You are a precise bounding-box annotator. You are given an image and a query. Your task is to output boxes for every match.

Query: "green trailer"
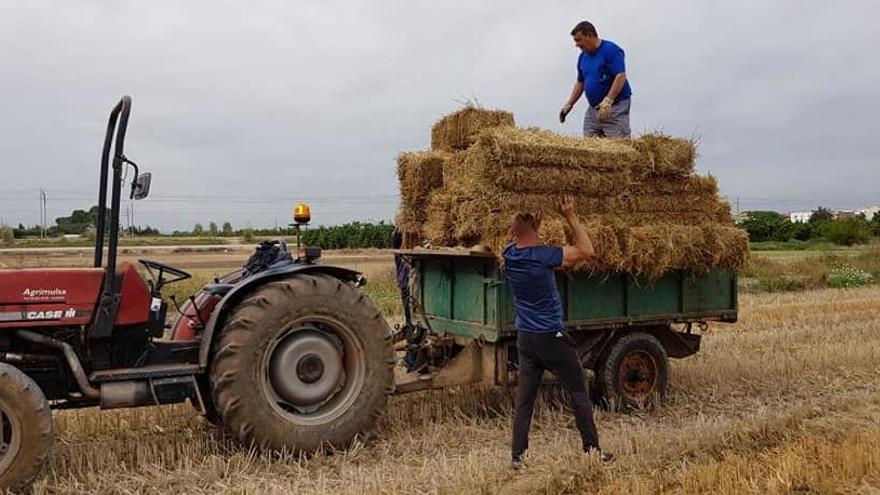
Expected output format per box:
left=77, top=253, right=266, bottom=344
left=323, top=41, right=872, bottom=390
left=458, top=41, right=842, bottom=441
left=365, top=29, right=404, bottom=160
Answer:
left=393, top=250, right=737, bottom=409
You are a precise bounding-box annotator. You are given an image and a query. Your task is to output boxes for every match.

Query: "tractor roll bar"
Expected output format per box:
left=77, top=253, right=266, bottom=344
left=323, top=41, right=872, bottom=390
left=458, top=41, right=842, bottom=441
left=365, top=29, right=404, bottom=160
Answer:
left=94, top=95, right=132, bottom=270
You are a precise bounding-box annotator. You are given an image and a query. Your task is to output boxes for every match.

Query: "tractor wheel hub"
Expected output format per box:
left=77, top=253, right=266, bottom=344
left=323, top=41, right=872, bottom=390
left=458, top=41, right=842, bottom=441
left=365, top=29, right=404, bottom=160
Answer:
left=268, top=329, right=343, bottom=408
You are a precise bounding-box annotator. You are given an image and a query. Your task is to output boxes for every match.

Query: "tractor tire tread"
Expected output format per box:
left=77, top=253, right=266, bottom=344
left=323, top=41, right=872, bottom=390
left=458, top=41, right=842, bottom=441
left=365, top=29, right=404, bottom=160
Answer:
left=209, top=274, right=393, bottom=452
left=0, top=363, right=54, bottom=492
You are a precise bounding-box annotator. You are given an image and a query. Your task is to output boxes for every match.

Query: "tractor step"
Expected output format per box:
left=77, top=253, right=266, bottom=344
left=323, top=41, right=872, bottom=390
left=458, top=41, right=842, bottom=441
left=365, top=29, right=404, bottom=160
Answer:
left=90, top=363, right=202, bottom=383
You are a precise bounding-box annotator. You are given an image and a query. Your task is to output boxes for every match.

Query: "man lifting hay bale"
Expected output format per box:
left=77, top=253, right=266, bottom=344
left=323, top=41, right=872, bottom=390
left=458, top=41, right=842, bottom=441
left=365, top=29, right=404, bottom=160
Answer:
left=506, top=195, right=614, bottom=468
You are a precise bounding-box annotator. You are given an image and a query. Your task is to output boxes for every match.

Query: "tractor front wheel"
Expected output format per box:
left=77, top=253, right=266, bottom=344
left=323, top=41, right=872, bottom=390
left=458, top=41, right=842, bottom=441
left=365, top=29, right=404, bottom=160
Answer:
left=209, top=274, right=394, bottom=451
left=0, top=363, right=54, bottom=492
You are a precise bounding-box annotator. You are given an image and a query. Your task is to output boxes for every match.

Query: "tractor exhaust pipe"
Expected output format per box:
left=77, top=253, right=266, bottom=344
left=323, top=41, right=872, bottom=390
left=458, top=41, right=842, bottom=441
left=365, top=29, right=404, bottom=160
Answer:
left=14, top=330, right=101, bottom=400
left=99, top=380, right=153, bottom=409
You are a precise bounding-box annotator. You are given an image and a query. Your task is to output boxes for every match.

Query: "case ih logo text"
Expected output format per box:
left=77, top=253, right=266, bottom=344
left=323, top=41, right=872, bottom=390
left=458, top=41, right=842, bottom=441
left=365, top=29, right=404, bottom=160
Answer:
left=21, top=288, right=67, bottom=300
left=26, top=310, right=63, bottom=320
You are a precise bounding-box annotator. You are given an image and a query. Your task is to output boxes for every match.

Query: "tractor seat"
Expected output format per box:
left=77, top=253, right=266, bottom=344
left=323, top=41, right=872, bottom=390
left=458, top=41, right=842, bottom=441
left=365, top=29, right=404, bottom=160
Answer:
left=202, top=283, right=235, bottom=295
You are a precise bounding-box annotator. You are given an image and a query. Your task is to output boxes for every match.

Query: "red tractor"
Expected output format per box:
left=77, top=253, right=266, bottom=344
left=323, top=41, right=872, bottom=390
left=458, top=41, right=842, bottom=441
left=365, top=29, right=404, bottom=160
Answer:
left=0, top=96, right=394, bottom=491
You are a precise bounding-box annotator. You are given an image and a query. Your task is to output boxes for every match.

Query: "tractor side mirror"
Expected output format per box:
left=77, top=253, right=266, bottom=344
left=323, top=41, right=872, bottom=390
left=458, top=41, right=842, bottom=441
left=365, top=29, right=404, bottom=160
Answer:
left=132, top=173, right=152, bottom=200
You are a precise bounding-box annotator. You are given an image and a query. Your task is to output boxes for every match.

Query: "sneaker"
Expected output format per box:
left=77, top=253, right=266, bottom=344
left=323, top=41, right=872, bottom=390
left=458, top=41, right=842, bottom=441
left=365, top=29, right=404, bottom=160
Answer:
left=586, top=447, right=615, bottom=464
left=511, top=454, right=525, bottom=470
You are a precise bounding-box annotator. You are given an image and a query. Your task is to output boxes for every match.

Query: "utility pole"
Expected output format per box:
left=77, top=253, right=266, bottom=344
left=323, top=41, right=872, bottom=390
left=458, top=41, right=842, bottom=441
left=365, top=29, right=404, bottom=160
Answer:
left=38, top=188, right=47, bottom=238
left=736, top=196, right=740, bottom=215
left=126, top=203, right=135, bottom=236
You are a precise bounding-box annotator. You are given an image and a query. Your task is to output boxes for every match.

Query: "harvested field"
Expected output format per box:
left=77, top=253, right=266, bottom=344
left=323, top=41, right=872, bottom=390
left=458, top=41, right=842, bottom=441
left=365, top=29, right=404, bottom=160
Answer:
left=31, top=282, right=880, bottom=494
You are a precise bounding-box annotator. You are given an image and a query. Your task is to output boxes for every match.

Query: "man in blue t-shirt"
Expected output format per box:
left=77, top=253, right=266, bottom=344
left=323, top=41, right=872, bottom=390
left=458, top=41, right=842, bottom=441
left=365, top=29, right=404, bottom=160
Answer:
left=559, top=21, right=632, bottom=138
left=503, top=196, right=613, bottom=469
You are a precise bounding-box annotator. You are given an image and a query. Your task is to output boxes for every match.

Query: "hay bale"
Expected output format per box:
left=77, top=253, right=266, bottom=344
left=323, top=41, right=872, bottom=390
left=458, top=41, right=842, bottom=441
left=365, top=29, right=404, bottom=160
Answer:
left=494, top=166, right=630, bottom=194
left=631, top=133, right=696, bottom=176
left=476, top=127, right=639, bottom=169
left=423, top=191, right=456, bottom=247
left=398, top=151, right=448, bottom=207
left=472, top=127, right=696, bottom=176
left=397, top=150, right=450, bottom=231
left=431, top=107, right=515, bottom=151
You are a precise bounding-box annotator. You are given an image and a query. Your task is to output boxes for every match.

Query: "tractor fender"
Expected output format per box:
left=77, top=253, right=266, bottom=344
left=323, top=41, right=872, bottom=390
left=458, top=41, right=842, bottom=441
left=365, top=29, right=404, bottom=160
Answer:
left=197, top=263, right=363, bottom=368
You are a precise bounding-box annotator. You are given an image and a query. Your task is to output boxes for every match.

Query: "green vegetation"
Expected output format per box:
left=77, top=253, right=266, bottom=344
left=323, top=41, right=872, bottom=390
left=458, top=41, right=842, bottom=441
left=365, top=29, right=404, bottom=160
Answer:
left=13, top=205, right=160, bottom=239
left=827, top=265, right=874, bottom=289
left=0, top=226, right=14, bottom=245
left=7, top=200, right=399, bottom=251
left=301, top=222, right=395, bottom=250
left=738, top=209, right=878, bottom=247
left=7, top=236, right=229, bottom=248
left=741, top=246, right=880, bottom=292
left=820, top=217, right=873, bottom=246
left=749, top=239, right=840, bottom=251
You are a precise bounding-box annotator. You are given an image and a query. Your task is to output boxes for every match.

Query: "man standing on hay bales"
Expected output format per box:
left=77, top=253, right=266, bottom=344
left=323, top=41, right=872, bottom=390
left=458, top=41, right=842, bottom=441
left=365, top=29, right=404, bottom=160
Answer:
left=559, top=20, right=632, bottom=138
left=505, top=196, right=613, bottom=469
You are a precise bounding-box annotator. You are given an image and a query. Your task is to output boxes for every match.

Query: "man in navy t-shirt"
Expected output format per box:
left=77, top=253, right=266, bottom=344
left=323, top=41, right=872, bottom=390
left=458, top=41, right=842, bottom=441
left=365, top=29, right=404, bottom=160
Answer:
left=504, top=196, right=613, bottom=468
left=559, top=20, right=632, bottom=138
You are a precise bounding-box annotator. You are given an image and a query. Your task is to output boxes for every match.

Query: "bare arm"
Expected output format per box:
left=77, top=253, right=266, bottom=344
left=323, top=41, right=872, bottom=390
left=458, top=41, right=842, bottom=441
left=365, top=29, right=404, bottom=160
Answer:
left=558, top=195, right=596, bottom=269
left=560, top=81, right=585, bottom=123
left=566, top=81, right=584, bottom=108
left=604, top=72, right=627, bottom=103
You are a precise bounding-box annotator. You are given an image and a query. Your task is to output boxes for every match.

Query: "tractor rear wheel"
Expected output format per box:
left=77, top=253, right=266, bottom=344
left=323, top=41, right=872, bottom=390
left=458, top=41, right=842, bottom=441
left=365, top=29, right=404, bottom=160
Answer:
left=209, top=274, right=394, bottom=452
left=596, top=331, right=668, bottom=411
left=0, top=363, right=53, bottom=491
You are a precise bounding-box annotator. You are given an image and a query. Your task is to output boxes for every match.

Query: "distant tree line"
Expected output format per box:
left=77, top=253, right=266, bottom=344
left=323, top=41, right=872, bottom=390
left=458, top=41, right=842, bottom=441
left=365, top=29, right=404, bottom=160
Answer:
left=738, top=207, right=880, bottom=246
left=5, top=205, right=397, bottom=249
left=173, top=221, right=395, bottom=249
left=9, top=205, right=159, bottom=239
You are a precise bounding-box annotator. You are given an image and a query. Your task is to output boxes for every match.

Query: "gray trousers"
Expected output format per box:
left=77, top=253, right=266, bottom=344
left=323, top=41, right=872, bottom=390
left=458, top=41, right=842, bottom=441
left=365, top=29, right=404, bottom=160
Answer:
left=584, top=98, right=631, bottom=137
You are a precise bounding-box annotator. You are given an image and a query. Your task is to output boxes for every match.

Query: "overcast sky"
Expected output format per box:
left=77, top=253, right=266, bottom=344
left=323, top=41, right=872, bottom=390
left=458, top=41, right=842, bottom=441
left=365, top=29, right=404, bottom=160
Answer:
left=1, top=0, right=878, bottom=231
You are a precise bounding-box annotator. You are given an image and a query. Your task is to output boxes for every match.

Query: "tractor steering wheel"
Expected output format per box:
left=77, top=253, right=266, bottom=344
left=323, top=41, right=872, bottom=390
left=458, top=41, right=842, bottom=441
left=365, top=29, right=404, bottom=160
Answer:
left=138, top=259, right=192, bottom=295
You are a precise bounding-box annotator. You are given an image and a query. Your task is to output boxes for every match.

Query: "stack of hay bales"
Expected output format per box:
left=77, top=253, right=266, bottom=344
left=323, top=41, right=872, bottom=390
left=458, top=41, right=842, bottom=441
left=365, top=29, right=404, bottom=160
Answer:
left=396, top=107, right=748, bottom=279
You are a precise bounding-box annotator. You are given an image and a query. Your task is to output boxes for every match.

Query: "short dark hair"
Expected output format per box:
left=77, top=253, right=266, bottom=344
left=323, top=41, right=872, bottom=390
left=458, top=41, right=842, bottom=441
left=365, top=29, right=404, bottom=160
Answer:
left=511, top=212, right=542, bottom=236
left=571, top=21, right=598, bottom=37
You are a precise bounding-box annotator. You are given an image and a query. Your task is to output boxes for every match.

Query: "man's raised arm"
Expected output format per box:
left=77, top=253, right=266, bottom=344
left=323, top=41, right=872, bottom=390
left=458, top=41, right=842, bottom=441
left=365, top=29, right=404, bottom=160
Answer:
left=559, top=195, right=596, bottom=269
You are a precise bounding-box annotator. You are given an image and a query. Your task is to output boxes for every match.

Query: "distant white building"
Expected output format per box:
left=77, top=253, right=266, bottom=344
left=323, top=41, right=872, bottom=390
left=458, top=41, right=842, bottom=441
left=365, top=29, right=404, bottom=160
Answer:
left=855, top=205, right=880, bottom=221
left=789, top=211, right=813, bottom=223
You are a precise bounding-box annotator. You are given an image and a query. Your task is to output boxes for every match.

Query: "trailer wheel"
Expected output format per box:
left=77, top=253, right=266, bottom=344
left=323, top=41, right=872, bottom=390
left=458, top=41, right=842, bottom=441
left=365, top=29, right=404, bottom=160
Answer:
left=596, top=332, right=668, bottom=411
left=209, top=274, right=394, bottom=452
left=0, top=364, right=54, bottom=492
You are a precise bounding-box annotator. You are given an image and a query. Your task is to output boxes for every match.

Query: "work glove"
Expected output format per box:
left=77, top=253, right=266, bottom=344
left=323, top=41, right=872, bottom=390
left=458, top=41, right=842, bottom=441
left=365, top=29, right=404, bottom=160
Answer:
left=559, top=103, right=573, bottom=123
left=597, top=96, right=614, bottom=121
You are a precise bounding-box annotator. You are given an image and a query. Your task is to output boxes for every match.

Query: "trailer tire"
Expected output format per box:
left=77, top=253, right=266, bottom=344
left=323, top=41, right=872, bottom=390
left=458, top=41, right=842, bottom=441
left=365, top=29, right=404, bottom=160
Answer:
left=209, top=274, right=394, bottom=452
left=0, top=363, right=54, bottom=492
left=596, top=332, right=668, bottom=411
